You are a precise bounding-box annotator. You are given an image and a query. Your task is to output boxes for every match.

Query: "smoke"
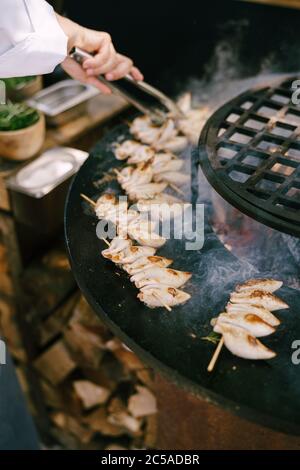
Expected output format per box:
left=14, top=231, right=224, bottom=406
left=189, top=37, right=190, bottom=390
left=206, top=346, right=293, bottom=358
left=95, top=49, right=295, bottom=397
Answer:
left=179, top=25, right=300, bottom=291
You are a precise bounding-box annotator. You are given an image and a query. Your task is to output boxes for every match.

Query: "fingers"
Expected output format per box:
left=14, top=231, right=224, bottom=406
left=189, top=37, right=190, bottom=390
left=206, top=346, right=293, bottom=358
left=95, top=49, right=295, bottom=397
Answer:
left=82, top=32, right=113, bottom=69
left=105, top=54, right=144, bottom=82
left=105, top=54, right=133, bottom=81
left=130, top=66, right=144, bottom=81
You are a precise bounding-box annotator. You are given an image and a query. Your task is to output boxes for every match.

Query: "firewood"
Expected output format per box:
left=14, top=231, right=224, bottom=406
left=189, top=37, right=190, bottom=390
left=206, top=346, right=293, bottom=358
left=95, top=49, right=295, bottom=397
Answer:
left=37, top=293, right=79, bottom=347
left=105, top=338, right=122, bottom=351
left=34, top=340, right=76, bottom=385
left=128, top=386, right=157, bottom=418
left=51, top=412, right=94, bottom=444
left=112, top=346, right=145, bottom=371
left=73, top=380, right=110, bottom=410
left=136, top=368, right=155, bottom=390
left=107, top=411, right=142, bottom=435
left=107, top=397, right=142, bottom=435
left=70, top=296, right=108, bottom=332
left=105, top=444, right=128, bottom=451
left=64, top=322, right=104, bottom=369
left=21, top=242, right=76, bottom=323
left=39, top=379, right=64, bottom=409
left=83, top=408, right=124, bottom=437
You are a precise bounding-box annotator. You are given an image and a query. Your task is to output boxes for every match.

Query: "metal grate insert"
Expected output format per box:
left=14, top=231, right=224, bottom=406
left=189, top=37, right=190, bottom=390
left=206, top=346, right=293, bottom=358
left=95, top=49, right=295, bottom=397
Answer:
left=199, top=77, right=300, bottom=237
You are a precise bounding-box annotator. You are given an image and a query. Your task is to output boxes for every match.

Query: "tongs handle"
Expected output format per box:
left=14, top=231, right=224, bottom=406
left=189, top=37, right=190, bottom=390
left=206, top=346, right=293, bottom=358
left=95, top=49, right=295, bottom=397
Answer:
left=69, top=47, right=185, bottom=123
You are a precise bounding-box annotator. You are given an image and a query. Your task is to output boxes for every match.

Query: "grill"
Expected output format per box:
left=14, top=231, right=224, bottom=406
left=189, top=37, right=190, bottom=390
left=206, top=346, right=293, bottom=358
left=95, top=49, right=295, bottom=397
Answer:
left=198, top=77, right=300, bottom=237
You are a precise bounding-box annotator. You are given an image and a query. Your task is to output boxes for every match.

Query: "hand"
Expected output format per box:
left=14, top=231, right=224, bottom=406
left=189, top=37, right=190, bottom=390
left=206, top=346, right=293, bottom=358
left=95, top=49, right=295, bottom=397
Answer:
left=57, top=17, right=143, bottom=94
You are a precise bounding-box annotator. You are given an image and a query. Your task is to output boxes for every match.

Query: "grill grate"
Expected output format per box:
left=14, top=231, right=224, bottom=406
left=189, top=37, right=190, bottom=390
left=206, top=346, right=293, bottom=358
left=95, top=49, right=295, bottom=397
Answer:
left=199, top=77, right=300, bottom=237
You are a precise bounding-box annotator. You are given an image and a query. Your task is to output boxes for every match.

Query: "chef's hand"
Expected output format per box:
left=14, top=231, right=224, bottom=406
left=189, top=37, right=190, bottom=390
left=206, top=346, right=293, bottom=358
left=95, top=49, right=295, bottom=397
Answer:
left=57, top=15, right=143, bottom=94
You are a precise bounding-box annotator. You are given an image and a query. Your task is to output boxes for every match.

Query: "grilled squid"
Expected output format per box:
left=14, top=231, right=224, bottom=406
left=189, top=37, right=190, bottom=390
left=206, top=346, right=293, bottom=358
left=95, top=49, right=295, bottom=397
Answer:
left=213, top=322, right=276, bottom=360
left=230, top=290, right=289, bottom=311
left=226, top=302, right=280, bottom=327
left=212, top=312, right=275, bottom=338
left=235, top=278, right=283, bottom=293
left=101, top=236, right=132, bottom=258
left=131, top=267, right=192, bottom=289
left=138, top=285, right=191, bottom=308
left=123, top=255, right=173, bottom=275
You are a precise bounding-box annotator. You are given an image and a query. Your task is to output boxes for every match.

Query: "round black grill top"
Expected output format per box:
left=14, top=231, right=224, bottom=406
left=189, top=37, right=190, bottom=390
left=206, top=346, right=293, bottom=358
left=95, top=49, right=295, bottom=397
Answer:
left=199, top=76, right=300, bottom=238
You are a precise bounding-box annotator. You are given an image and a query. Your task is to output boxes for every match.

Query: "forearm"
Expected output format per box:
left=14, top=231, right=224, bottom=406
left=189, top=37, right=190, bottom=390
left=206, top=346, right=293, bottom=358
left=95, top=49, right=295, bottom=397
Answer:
left=55, top=14, right=85, bottom=53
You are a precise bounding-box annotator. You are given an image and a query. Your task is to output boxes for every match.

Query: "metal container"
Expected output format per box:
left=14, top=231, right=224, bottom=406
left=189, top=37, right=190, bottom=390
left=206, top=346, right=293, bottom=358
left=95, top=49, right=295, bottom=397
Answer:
left=27, top=79, right=99, bottom=126
left=7, top=147, right=88, bottom=235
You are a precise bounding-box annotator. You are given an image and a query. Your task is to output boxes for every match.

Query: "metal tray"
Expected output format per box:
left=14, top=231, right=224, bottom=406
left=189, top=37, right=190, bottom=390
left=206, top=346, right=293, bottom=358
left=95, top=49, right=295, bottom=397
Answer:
left=7, top=147, right=88, bottom=234
left=27, top=79, right=99, bottom=126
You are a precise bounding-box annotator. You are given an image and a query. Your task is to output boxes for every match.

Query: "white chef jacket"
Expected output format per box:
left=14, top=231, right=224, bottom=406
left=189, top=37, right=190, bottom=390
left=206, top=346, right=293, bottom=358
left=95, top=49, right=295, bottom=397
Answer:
left=0, top=0, right=68, bottom=78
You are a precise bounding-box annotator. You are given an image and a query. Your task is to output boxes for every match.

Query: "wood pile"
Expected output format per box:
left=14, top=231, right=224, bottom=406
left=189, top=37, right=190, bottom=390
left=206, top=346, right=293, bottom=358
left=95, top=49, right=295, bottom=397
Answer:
left=0, top=232, right=157, bottom=449
left=34, top=295, right=157, bottom=449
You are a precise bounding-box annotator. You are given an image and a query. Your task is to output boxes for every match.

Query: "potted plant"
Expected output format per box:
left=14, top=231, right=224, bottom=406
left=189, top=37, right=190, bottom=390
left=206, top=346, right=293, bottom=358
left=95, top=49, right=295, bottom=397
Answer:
left=0, top=102, right=45, bottom=160
left=2, top=76, right=42, bottom=101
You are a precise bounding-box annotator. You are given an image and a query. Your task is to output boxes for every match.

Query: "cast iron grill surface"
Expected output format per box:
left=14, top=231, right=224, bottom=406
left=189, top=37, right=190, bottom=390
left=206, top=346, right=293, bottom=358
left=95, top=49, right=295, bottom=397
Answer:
left=199, top=77, right=300, bottom=237
left=65, top=125, right=300, bottom=436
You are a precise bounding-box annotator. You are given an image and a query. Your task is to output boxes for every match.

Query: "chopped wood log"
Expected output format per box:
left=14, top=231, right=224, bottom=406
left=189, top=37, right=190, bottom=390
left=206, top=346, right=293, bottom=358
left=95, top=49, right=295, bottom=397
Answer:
left=70, top=296, right=108, bottom=331
left=37, top=293, right=79, bottom=347
left=128, top=386, right=157, bottom=418
left=51, top=412, right=94, bottom=444
left=83, top=408, right=124, bottom=437
left=64, top=322, right=104, bottom=369
left=73, top=380, right=110, bottom=410
left=107, top=397, right=142, bottom=435
left=108, top=411, right=142, bottom=435
left=21, top=242, right=76, bottom=324
left=105, top=444, right=128, bottom=451
left=39, top=379, right=64, bottom=409
left=112, top=346, right=145, bottom=371
left=34, top=340, right=77, bottom=385
left=136, top=368, right=155, bottom=390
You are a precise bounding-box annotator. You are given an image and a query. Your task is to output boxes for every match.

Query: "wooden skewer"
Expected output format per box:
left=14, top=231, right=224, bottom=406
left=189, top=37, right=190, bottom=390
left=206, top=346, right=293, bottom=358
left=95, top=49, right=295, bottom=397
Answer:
left=207, top=336, right=224, bottom=372
left=80, top=193, right=96, bottom=207
left=101, top=238, right=111, bottom=247
left=113, top=168, right=122, bottom=177
left=169, top=183, right=185, bottom=196
left=152, top=292, right=172, bottom=312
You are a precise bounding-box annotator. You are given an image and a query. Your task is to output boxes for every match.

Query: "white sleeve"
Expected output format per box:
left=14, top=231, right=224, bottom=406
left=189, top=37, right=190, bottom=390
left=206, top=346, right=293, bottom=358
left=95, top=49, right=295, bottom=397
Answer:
left=0, top=0, right=68, bottom=78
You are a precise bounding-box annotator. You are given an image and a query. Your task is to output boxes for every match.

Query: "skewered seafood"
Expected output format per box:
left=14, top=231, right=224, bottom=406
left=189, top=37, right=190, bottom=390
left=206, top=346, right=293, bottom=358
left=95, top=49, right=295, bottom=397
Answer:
left=157, top=136, right=188, bottom=153
left=117, top=163, right=153, bottom=191
left=153, top=171, right=189, bottom=185
left=131, top=267, right=192, bottom=289
left=130, top=116, right=188, bottom=152
left=176, top=92, right=210, bottom=145
left=152, top=158, right=183, bottom=174
left=120, top=245, right=157, bottom=264
left=127, top=226, right=166, bottom=248
left=102, top=236, right=132, bottom=258
left=235, top=278, right=283, bottom=293
left=230, top=290, right=289, bottom=311
left=138, top=285, right=191, bottom=308
left=114, top=140, right=155, bottom=163
left=226, top=302, right=280, bottom=327
left=123, top=255, right=173, bottom=275
left=212, top=312, right=275, bottom=338
left=126, top=182, right=167, bottom=200
left=137, top=193, right=184, bottom=211
left=213, top=322, right=276, bottom=360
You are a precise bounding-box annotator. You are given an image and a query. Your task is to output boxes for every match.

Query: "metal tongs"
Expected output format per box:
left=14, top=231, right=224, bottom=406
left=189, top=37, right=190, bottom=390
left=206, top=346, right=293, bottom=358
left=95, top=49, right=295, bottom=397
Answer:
left=70, top=47, right=185, bottom=125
